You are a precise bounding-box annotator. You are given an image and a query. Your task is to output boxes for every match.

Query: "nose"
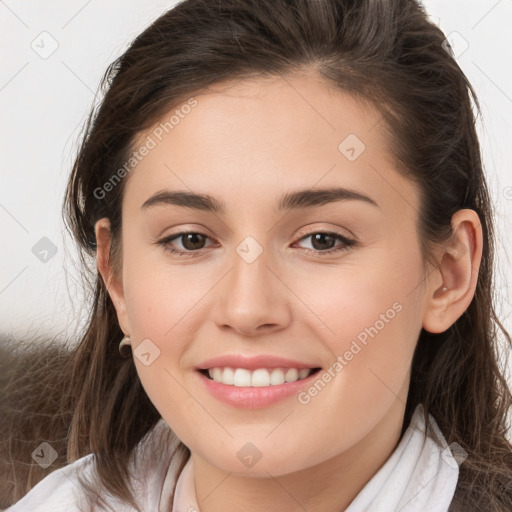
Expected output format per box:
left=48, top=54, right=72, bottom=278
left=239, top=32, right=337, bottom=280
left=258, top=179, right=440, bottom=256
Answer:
left=212, top=248, right=292, bottom=337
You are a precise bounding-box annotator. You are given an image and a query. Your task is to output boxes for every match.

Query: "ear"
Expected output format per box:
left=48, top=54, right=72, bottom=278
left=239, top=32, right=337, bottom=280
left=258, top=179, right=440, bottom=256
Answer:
left=422, top=209, right=483, bottom=333
left=94, top=217, right=131, bottom=335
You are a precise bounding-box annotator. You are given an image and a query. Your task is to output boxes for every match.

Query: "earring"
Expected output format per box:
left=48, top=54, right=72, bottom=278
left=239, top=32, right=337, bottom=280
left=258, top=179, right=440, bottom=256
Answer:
left=119, top=335, right=132, bottom=358
left=441, top=287, right=448, bottom=292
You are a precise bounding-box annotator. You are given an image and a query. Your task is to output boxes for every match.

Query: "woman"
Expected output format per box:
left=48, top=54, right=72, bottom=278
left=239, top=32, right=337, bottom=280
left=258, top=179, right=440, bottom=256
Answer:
left=2, top=0, right=512, bottom=510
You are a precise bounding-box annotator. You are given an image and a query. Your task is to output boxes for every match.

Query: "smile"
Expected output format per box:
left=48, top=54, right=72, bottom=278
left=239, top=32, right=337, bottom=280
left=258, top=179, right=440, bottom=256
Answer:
left=201, top=367, right=320, bottom=387
left=196, top=367, right=322, bottom=408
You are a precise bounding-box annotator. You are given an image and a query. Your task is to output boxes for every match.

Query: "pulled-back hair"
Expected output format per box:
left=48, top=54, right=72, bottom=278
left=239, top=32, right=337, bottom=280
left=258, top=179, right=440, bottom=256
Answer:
left=2, top=0, right=511, bottom=510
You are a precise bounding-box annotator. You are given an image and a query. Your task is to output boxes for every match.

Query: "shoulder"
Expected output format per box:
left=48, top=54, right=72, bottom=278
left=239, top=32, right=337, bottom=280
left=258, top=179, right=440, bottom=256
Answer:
left=3, top=419, right=184, bottom=512
left=2, top=453, right=96, bottom=512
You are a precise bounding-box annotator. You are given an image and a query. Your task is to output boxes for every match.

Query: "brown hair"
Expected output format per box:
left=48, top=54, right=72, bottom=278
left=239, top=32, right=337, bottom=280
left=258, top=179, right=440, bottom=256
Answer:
left=2, top=0, right=511, bottom=510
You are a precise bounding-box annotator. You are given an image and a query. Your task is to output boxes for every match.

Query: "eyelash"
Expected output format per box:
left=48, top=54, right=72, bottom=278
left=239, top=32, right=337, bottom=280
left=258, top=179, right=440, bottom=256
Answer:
left=157, top=230, right=357, bottom=258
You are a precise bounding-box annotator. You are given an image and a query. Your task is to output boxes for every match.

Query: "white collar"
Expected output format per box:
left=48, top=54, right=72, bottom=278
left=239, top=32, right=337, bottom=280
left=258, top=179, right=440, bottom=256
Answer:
left=345, top=403, right=459, bottom=511
left=166, top=403, right=459, bottom=512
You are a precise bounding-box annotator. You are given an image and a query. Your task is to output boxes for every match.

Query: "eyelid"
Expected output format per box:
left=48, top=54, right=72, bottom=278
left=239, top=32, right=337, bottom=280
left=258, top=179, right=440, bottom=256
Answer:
left=294, top=223, right=356, bottom=241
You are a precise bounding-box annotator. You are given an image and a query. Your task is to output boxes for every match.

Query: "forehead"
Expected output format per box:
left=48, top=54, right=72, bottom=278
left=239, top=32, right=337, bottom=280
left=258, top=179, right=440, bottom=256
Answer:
left=124, top=72, right=418, bottom=220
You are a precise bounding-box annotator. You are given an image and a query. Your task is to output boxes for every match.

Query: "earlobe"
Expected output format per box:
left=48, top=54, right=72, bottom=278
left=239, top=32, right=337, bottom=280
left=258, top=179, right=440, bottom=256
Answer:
left=94, top=218, right=131, bottom=334
left=422, top=209, right=483, bottom=334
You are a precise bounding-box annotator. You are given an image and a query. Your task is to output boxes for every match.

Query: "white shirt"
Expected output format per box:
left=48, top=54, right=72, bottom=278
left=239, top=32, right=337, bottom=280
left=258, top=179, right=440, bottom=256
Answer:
left=3, top=403, right=459, bottom=512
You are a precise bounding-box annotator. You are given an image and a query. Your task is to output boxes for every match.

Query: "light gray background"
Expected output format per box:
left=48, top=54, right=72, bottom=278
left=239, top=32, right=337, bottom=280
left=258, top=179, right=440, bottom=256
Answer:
left=1, top=0, right=511, bottom=382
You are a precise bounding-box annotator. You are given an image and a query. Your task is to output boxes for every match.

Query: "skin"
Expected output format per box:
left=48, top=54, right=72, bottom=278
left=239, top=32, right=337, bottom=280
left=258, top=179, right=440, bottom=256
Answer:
left=95, top=71, right=482, bottom=512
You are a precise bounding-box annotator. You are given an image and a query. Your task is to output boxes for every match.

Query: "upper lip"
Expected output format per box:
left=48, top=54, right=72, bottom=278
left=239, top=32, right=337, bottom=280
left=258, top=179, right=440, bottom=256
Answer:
left=196, top=354, right=321, bottom=371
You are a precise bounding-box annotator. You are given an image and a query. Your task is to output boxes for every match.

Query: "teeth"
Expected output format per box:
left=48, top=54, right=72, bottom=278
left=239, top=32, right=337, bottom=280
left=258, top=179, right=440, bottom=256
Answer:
left=206, top=367, right=314, bottom=386
left=298, top=368, right=310, bottom=379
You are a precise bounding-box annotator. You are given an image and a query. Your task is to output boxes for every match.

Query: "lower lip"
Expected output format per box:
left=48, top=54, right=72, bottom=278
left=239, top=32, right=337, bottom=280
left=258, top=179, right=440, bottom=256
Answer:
left=196, top=369, right=321, bottom=409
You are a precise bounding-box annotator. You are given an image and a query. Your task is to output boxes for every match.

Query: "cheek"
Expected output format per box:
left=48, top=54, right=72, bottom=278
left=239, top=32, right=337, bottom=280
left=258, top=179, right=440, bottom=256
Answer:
left=289, top=247, right=424, bottom=431
left=124, top=272, right=200, bottom=436
left=120, top=246, right=222, bottom=422
left=122, top=239, right=199, bottom=340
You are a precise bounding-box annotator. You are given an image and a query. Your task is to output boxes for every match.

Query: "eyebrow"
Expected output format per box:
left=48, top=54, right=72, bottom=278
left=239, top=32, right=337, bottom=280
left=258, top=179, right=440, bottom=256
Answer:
left=141, top=187, right=379, bottom=213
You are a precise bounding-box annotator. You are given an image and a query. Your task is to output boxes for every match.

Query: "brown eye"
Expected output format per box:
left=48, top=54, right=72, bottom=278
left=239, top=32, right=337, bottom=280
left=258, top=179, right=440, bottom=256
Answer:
left=294, top=231, right=356, bottom=256
left=158, top=231, right=214, bottom=256
left=180, top=232, right=207, bottom=250
left=310, top=233, right=337, bottom=251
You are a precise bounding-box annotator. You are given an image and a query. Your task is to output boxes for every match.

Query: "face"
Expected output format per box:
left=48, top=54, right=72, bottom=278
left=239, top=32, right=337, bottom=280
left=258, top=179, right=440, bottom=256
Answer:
left=99, top=71, right=432, bottom=478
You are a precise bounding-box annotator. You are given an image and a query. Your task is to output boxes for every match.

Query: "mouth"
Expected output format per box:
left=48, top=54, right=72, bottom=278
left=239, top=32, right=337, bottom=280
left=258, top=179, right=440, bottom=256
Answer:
left=198, top=366, right=322, bottom=387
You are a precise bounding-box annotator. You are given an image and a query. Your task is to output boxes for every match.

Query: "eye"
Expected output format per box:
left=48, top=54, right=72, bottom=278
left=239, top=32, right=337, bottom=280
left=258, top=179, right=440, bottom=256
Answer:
left=158, top=231, right=215, bottom=256
left=157, top=230, right=357, bottom=257
left=293, top=231, right=356, bottom=256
